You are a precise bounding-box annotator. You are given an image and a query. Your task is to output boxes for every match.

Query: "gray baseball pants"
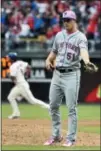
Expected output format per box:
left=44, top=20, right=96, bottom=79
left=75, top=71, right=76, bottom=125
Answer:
left=49, top=69, right=81, bottom=141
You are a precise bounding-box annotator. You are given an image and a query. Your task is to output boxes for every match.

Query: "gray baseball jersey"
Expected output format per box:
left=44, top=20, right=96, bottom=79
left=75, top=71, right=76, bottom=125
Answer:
left=49, top=29, right=88, bottom=142
left=52, top=29, right=88, bottom=68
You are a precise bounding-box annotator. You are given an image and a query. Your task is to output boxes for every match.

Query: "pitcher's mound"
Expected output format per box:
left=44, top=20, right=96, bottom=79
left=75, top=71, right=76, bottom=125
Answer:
left=2, top=119, right=100, bottom=146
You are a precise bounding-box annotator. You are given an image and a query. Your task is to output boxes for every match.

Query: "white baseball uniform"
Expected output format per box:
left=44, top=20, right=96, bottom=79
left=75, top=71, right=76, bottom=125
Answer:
left=7, top=60, right=49, bottom=116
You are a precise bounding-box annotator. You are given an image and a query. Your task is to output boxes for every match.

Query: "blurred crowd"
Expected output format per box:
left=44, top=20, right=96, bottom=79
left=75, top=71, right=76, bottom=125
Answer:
left=1, top=0, right=101, bottom=51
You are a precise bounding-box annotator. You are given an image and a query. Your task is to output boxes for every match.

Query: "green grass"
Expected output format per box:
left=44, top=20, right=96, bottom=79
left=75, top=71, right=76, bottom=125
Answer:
left=2, top=145, right=100, bottom=150
left=2, top=103, right=100, bottom=120
left=1, top=103, right=100, bottom=150
left=79, top=126, right=100, bottom=134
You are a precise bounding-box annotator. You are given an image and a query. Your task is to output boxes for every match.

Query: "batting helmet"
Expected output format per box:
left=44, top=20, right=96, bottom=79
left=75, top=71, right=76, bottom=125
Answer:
left=7, top=52, right=18, bottom=61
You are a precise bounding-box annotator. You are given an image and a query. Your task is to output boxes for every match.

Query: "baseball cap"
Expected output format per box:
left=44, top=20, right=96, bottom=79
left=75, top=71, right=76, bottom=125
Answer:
left=7, top=52, right=18, bottom=61
left=62, top=10, right=76, bottom=20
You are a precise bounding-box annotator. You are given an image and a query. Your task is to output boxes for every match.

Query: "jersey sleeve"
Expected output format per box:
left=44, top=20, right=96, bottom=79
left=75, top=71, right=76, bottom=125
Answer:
left=52, top=34, right=58, bottom=54
left=78, top=34, right=88, bottom=50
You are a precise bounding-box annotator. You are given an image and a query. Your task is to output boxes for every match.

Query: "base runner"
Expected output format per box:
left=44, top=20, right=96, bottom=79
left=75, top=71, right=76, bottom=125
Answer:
left=6, top=52, right=50, bottom=119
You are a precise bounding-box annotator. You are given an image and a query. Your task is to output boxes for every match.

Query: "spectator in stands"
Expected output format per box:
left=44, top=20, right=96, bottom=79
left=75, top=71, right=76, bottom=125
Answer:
left=35, top=0, right=49, bottom=15
left=50, top=11, right=60, bottom=26
left=22, top=8, right=34, bottom=36
left=86, top=12, right=99, bottom=40
left=31, top=0, right=39, bottom=12
left=46, top=27, right=54, bottom=50
left=42, top=10, right=52, bottom=31
left=20, top=0, right=31, bottom=8
left=5, top=26, right=19, bottom=51
left=52, top=0, right=69, bottom=14
left=9, top=8, right=24, bottom=26
left=97, top=16, right=101, bottom=39
left=18, top=23, right=30, bottom=37
left=33, top=13, right=45, bottom=36
left=1, top=8, right=7, bottom=25
left=11, top=0, right=21, bottom=8
left=1, top=0, right=101, bottom=53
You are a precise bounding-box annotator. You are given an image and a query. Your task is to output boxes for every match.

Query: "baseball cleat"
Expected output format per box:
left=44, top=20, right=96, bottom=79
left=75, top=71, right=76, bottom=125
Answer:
left=62, top=140, right=74, bottom=147
left=8, top=113, right=20, bottom=119
left=44, top=136, right=63, bottom=145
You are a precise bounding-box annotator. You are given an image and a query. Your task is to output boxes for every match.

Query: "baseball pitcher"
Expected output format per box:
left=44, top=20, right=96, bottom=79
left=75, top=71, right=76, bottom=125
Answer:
left=44, top=10, right=98, bottom=146
left=7, top=52, right=50, bottom=119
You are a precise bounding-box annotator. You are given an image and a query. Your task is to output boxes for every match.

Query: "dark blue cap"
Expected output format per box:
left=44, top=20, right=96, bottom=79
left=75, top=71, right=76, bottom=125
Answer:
left=7, top=52, right=18, bottom=61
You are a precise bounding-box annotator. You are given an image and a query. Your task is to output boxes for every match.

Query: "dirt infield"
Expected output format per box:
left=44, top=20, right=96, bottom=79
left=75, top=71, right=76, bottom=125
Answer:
left=2, top=119, right=100, bottom=146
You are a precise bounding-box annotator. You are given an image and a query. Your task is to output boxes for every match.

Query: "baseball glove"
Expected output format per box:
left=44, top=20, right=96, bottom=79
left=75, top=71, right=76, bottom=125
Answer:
left=84, top=62, right=98, bottom=73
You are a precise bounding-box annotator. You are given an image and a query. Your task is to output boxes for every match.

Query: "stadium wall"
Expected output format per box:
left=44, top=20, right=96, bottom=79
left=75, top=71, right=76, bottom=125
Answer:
left=1, top=59, right=101, bottom=103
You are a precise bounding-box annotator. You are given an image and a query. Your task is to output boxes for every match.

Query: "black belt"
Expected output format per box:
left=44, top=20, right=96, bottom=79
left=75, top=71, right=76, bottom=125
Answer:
left=56, top=67, right=75, bottom=73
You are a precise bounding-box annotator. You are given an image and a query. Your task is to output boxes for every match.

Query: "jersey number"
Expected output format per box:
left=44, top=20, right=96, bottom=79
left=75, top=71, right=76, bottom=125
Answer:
left=67, top=52, right=74, bottom=61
